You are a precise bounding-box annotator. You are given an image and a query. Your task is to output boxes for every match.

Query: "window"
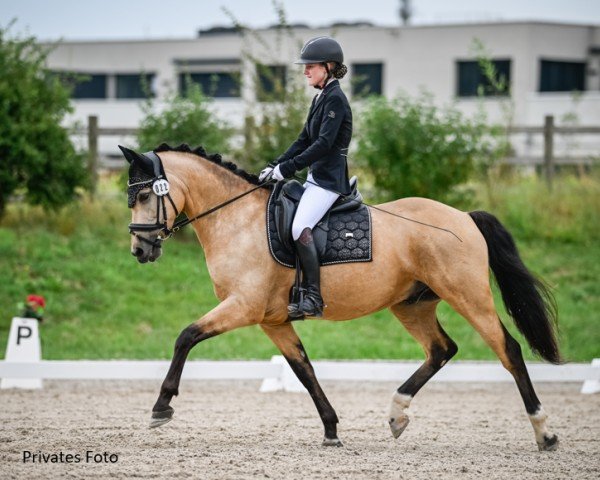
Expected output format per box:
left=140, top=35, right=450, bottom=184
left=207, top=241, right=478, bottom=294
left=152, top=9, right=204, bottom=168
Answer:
left=70, top=73, right=107, bottom=99
left=116, top=73, right=155, bottom=99
left=351, top=63, right=383, bottom=97
left=178, top=72, right=240, bottom=98
left=456, top=59, right=510, bottom=97
left=257, top=64, right=286, bottom=102
left=539, top=60, right=585, bottom=92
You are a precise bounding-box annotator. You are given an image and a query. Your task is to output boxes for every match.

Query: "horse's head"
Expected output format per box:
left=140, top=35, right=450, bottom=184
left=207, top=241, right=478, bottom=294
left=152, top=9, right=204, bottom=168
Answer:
left=119, top=146, right=182, bottom=264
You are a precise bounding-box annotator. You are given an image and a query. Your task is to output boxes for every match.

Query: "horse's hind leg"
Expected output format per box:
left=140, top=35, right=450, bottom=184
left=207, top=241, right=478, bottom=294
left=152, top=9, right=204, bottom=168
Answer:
left=443, top=284, right=558, bottom=451
left=388, top=301, right=458, bottom=439
left=261, top=323, right=342, bottom=447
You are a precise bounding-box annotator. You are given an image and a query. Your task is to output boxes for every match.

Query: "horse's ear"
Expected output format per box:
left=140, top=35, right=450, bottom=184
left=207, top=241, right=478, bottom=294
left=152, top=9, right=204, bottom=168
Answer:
left=118, top=145, right=154, bottom=176
left=118, top=145, right=138, bottom=165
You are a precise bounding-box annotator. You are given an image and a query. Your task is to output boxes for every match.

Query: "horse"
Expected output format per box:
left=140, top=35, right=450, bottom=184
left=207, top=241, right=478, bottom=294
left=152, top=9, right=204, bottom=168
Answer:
left=119, top=143, right=560, bottom=451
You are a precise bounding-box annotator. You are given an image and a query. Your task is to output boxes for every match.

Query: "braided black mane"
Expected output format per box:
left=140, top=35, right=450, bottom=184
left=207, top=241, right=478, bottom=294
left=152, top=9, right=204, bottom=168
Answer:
left=154, top=143, right=268, bottom=188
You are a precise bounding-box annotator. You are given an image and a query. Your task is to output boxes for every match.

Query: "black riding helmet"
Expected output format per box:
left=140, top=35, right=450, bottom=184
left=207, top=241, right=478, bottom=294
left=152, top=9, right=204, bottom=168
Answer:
left=294, top=36, right=344, bottom=64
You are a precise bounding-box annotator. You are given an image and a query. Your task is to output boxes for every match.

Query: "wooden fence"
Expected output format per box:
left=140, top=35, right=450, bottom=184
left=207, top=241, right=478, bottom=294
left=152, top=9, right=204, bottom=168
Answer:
left=85, top=114, right=599, bottom=192
left=506, top=116, right=600, bottom=188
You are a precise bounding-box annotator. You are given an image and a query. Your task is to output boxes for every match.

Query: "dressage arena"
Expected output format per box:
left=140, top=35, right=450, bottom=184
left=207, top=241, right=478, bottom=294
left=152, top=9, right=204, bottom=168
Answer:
left=1, top=379, right=598, bottom=479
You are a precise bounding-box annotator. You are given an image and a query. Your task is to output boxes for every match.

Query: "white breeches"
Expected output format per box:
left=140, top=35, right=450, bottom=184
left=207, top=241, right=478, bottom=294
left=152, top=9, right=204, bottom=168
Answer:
left=291, top=173, right=339, bottom=241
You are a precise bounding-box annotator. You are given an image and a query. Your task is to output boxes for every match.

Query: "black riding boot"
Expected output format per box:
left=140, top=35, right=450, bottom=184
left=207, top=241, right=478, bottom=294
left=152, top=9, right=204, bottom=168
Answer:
left=288, top=228, right=324, bottom=318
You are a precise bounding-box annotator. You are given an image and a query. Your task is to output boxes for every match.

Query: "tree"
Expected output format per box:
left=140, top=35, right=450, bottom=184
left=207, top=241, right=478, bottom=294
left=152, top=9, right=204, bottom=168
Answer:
left=355, top=92, right=504, bottom=204
left=135, top=80, right=233, bottom=155
left=0, top=22, right=88, bottom=218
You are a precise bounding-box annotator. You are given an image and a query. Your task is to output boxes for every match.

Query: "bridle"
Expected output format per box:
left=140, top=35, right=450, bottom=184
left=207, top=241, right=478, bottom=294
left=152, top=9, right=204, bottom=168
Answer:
left=127, top=151, right=180, bottom=248
left=128, top=151, right=269, bottom=248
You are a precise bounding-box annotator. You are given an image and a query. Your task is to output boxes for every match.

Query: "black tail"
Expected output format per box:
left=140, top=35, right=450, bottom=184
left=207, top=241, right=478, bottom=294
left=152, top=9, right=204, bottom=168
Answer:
left=469, top=211, right=561, bottom=364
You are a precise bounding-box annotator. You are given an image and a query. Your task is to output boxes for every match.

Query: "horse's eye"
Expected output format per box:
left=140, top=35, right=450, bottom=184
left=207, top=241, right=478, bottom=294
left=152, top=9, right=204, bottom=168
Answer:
left=138, top=191, right=151, bottom=202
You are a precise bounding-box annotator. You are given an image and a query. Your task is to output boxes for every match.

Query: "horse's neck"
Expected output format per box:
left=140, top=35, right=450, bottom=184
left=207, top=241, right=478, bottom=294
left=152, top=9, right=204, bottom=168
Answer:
left=168, top=153, right=267, bottom=250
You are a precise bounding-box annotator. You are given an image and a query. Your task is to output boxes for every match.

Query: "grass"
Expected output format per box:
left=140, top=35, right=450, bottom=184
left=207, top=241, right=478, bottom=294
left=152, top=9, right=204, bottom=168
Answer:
left=475, top=171, right=600, bottom=243
left=0, top=173, right=598, bottom=362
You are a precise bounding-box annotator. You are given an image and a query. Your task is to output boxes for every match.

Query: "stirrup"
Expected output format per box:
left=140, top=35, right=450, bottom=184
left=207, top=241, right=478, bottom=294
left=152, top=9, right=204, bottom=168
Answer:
left=287, top=301, right=322, bottom=318
left=287, top=287, right=323, bottom=318
left=288, top=284, right=306, bottom=320
left=297, top=292, right=324, bottom=318
left=287, top=302, right=305, bottom=320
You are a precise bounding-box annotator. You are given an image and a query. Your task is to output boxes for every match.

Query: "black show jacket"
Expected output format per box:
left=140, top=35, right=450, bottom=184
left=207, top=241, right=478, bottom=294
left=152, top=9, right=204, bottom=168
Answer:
left=276, top=80, right=352, bottom=195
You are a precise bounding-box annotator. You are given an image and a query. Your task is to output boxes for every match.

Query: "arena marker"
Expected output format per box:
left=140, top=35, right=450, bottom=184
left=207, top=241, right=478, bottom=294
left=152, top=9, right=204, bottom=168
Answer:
left=259, top=356, right=306, bottom=393
left=580, top=359, right=600, bottom=394
left=0, top=318, right=43, bottom=389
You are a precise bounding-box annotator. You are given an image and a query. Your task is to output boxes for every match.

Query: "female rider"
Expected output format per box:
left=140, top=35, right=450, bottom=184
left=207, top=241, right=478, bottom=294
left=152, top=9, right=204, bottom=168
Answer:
left=259, top=36, right=352, bottom=318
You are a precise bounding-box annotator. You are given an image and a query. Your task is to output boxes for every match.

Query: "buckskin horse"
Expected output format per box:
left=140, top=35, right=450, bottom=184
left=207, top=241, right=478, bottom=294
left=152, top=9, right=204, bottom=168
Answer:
left=119, top=143, right=560, bottom=451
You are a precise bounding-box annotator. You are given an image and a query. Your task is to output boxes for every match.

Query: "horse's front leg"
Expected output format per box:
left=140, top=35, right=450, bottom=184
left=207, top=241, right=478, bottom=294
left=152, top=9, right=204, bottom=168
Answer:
left=150, top=297, right=257, bottom=427
left=261, top=322, right=342, bottom=447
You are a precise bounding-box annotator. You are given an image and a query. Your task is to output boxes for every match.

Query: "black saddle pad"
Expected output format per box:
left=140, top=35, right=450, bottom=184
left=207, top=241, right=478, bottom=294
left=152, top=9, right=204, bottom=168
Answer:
left=266, top=187, right=373, bottom=268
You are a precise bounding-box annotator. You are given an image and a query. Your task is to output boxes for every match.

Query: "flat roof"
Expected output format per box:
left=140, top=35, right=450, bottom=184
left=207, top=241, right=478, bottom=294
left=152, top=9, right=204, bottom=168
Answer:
left=40, top=20, right=599, bottom=45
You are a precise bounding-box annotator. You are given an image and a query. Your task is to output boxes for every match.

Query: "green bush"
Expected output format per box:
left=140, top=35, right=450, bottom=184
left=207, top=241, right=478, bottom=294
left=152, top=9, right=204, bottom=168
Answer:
left=136, top=81, right=233, bottom=154
left=0, top=22, right=88, bottom=218
left=355, top=93, right=504, bottom=204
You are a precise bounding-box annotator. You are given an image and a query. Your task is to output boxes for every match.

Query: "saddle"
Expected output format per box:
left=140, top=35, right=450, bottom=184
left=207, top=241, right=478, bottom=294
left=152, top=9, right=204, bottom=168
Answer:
left=266, top=176, right=372, bottom=268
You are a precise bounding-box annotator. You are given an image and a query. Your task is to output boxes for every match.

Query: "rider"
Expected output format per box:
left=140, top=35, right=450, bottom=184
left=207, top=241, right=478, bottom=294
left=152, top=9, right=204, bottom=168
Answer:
left=259, top=36, right=352, bottom=318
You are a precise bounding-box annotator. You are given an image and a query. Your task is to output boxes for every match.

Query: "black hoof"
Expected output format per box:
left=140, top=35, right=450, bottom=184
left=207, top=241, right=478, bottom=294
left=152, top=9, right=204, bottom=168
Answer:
left=538, top=434, right=559, bottom=451
left=150, top=407, right=174, bottom=429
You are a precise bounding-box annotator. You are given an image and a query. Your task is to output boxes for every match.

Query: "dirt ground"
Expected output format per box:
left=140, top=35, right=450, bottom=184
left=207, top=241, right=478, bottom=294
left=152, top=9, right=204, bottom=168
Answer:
left=0, top=380, right=598, bottom=479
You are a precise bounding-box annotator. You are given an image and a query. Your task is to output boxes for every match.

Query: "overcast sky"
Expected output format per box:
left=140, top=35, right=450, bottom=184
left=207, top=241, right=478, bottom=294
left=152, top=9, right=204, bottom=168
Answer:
left=1, top=0, right=599, bottom=41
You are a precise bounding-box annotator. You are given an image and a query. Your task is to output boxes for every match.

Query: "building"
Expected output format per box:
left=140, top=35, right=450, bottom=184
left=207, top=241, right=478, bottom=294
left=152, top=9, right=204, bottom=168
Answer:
left=45, top=21, right=600, bottom=160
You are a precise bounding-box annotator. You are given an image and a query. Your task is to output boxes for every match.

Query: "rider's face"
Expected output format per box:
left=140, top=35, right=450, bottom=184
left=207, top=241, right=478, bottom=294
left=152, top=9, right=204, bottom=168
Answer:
left=304, top=63, right=328, bottom=88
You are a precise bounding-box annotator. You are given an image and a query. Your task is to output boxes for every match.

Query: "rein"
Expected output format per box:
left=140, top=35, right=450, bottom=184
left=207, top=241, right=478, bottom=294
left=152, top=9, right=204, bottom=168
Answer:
left=167, top=182, right=268, bottom=235
left=293, top=174, right=463, bottom=242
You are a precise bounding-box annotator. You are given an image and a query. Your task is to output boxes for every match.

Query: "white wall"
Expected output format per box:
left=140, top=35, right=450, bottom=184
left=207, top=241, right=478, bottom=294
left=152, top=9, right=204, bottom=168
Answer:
left=45, top=22, right=600, bottom=158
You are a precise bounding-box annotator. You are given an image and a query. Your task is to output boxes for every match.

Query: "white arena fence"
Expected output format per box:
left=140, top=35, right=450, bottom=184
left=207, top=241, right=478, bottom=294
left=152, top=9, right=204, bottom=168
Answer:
left=0, top=356, right=598, bottom=394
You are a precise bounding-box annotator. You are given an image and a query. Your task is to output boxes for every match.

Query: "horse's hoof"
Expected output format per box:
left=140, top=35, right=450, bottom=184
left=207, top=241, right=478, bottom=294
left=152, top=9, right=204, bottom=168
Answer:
left=389, top=415, right=410, bottom=439
left=322, top=437, right=344, bottom=447
left=149, top=407, right=174, bottom=429
left=537, top=434, right=559, bottom=451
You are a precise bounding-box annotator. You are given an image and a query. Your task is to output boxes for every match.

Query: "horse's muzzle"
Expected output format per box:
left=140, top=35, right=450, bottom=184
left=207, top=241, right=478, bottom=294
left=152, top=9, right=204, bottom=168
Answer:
left=133, top=247, right=162, bottom=263
left=131, top=236, right=162, bottom=263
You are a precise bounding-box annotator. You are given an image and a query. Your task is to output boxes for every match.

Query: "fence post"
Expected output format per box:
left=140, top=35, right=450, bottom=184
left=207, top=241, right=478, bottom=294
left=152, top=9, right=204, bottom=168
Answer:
left=543, top=115, right=555, bottom=189
left=87, top=115, right=98, bottom=196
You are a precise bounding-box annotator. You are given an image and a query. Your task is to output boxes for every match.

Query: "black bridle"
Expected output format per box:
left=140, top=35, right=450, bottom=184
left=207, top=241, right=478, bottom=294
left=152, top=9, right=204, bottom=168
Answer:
left=127, top=151, right=180, bottom=248
left=128, top=151, right=269, bottom=248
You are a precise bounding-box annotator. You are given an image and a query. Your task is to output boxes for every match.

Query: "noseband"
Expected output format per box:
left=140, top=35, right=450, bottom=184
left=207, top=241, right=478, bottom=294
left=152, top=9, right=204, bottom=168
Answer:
left=128, top=151, right=180, bottom=248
